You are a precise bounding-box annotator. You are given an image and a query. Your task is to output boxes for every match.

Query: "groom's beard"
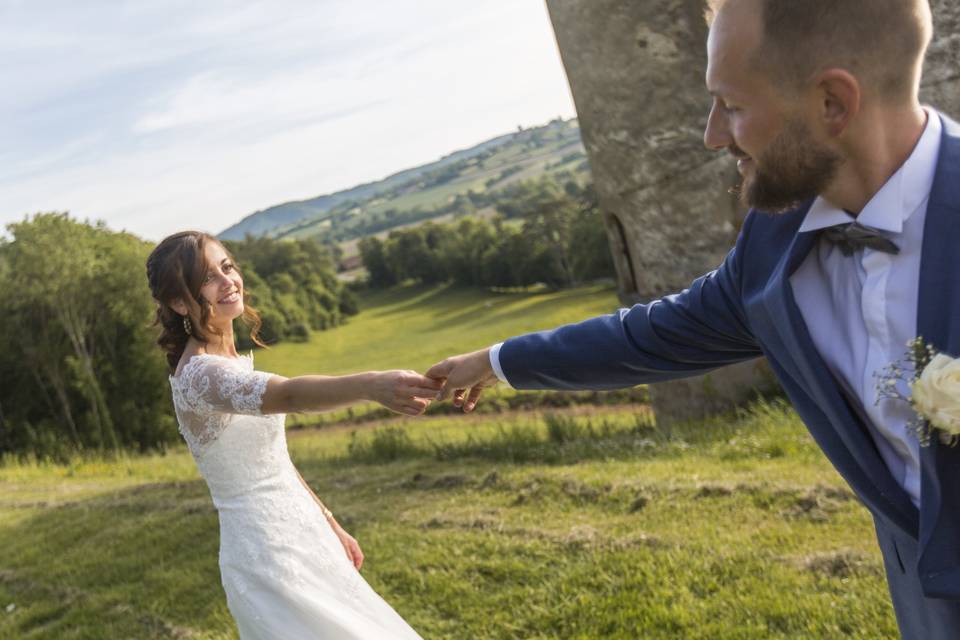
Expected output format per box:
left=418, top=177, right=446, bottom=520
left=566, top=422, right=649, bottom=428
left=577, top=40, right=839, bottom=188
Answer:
left=733, top=118, right=843, bottom=214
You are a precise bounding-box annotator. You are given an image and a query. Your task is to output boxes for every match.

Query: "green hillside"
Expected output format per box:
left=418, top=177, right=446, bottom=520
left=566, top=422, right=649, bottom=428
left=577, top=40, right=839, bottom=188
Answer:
left=0, top=285, right=897, bottom=638
left=218, top=118, right=587, bottom=247
left=254, top=282, right=618, bottom=376
left=253, top=283, right=622, bottom=427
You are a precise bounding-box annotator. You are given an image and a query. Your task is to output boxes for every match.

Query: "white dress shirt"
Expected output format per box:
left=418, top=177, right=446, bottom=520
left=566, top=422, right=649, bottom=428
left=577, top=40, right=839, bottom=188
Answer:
left=790, top=109, right=941, bottom=507
left=491, top=109, right=942, bottom=508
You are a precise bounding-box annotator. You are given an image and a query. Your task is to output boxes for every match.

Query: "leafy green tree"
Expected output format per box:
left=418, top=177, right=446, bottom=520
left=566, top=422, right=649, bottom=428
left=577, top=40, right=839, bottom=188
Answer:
left=568, top=201, right=616, bottom=282
left=225, top=235, right=357, bottom=342
left=439, top=218, right=498, bottom=286
left=358, top=236, right=396, bottom=288
left=0, top=213, right=174, bottom=458
left=480, top=227, right=525, bottom=287
left=504, top=180, right=577, bottom=288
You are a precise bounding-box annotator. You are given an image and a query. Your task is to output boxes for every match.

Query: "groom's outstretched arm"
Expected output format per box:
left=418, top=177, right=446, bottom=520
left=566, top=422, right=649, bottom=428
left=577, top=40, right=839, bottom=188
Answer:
left=429, top=214, right=765, bottom=410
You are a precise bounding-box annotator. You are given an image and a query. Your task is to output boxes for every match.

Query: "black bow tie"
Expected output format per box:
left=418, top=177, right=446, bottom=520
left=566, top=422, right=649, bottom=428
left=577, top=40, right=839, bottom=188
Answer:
left=820, top=221, right=900, bottom=256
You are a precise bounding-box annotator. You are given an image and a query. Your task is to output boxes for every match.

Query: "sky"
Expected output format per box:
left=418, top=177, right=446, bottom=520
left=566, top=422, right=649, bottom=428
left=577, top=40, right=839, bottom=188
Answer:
left=0, top=0, right=577, bottom=242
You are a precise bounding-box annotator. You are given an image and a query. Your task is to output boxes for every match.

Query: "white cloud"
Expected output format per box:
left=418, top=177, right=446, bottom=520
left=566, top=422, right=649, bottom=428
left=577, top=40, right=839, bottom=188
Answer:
left=0, top=0, right=576, bottom=242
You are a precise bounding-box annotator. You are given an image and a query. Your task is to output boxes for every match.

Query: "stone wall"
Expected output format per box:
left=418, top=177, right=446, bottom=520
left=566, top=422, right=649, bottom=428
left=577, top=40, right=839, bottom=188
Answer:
left=545, top=0, right=960, bottom=424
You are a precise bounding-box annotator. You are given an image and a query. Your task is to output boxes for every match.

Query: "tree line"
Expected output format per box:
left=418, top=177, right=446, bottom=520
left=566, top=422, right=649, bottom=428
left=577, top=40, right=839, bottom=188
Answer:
left=0, top=176, right=615, bottom=460
left=358, top=178, right=615, bottom=289
left=223, top=235, right=357, bottom=347
left=0, top=214, right=355, bottom=460
left=319, top=165, right=589, bottom=244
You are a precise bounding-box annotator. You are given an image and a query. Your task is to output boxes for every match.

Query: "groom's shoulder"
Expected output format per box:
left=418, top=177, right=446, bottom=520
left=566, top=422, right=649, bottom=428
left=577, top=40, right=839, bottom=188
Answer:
left=940, top=111, right=960, bottom=139
left=933, top=110, right=960, bottom=163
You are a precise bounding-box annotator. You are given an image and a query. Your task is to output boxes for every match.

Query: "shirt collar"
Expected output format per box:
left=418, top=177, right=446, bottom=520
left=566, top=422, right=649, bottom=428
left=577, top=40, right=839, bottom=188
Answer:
left=798, top=107, right=943, bottom=234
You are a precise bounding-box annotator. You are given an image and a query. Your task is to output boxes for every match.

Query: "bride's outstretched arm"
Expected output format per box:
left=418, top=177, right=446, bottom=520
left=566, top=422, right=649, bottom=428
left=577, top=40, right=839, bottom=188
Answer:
left=260, top=370, right=443, bottom=416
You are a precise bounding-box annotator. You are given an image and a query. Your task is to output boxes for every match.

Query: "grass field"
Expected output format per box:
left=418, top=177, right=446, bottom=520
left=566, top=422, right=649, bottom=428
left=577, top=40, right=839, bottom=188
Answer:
left=255, top=282, right=620, bottom=376
left=0, top=285, right=898, bottom=638
left=255, top=282, right=624, bottom=428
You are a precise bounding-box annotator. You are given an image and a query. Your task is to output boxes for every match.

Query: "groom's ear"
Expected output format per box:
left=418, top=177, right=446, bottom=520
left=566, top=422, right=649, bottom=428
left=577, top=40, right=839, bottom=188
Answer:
left=815, top=68, right=861, bottom=138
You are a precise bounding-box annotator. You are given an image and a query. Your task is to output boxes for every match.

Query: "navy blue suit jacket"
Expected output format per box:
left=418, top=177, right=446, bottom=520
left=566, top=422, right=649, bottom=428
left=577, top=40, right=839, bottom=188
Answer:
left=500, top=113, right=960, bottom=599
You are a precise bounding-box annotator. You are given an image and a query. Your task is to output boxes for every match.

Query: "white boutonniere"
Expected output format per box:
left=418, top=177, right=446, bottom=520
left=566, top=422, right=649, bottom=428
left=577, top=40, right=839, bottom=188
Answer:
left=876, top=337, right=960, bottom=446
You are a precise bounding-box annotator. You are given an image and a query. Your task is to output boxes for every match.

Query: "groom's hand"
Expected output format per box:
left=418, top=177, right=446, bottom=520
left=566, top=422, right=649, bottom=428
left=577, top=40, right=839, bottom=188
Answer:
left=426, top=347, right=499, bottom=412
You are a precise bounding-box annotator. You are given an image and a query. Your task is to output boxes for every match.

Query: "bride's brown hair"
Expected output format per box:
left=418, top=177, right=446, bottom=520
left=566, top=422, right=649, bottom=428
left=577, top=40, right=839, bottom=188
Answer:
left=146, top=231, right=267, bottom=373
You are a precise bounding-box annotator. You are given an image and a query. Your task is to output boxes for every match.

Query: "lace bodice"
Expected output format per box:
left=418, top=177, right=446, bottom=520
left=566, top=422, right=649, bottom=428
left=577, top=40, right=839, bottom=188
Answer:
left=169, top=353, right=276, bottom=456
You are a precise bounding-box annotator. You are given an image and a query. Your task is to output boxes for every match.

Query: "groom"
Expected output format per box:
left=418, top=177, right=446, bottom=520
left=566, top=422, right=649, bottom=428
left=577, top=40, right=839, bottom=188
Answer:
left=426, top=0, right=960, bottom=637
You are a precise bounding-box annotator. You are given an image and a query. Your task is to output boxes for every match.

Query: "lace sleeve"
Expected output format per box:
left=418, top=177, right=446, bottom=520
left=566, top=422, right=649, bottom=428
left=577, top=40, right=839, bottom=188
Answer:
left=177, top=355, right=275, bottom=416
left=171, top=355, right=276, bottom=451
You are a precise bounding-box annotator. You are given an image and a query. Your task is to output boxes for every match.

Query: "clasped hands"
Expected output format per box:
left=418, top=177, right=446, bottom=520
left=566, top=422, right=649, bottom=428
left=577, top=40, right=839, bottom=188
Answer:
left=371, top=347, right=498, bottom=416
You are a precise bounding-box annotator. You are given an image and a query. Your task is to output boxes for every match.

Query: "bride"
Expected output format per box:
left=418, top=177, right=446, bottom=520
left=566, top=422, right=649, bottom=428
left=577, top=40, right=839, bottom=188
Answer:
left=146, top=231, right=438, bottom=639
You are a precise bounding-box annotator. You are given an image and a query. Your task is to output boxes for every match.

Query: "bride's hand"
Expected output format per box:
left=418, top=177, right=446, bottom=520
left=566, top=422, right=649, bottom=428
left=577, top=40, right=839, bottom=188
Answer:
left=368, top=370, right=444, bottom=416
left=331, top=520, right=364, bottom=570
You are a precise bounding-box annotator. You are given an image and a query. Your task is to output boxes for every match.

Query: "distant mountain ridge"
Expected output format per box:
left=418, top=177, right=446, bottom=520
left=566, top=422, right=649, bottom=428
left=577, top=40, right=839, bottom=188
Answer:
left=218, top=118, right=583, bottom=242
left=218, top=128, right=529, bottom=241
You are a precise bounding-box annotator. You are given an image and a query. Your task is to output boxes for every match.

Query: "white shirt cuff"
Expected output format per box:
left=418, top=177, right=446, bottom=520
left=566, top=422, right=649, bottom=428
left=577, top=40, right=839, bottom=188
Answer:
left=488, top=342, right=511, bottom=386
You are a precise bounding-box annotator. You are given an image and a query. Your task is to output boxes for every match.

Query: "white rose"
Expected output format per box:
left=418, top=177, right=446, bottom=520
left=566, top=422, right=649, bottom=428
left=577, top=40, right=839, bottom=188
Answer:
left=911, top=353, right=960, bottom=436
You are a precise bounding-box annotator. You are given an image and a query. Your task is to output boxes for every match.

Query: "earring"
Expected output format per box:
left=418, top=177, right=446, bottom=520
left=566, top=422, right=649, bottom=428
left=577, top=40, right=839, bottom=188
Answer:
left=183, top=315, right=193, bottom=336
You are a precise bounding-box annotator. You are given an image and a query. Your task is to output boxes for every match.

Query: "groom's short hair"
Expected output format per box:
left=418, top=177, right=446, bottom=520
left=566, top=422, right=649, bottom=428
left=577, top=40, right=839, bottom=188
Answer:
left=705, top=0, right=933, bottom=102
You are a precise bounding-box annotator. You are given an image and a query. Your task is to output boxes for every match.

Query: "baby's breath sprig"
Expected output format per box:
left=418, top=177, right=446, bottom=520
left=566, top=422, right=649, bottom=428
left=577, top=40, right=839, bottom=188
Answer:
left=874, top=337, right=938, bottom=446
left=909, top=335, right=937, bottom=374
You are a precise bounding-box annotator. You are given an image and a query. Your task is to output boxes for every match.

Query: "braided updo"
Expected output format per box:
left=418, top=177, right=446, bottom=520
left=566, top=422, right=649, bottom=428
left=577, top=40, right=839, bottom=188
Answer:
left=146, top=231, right=265, bottom=373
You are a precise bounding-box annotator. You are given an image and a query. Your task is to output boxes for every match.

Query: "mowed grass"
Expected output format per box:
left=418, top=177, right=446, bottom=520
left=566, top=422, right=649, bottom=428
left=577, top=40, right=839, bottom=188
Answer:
left=0, top=402, right=897, bottom=639
left=255, top=283, right=625, bottom=428
left=0, top=285, right=898, bottom=638
left=255, top=282, right=620, bottom=376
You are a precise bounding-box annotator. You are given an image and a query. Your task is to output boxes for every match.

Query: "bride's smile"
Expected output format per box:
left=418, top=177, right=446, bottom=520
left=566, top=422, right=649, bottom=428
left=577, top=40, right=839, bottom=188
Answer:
left=217, top=290, right=241, bottom=305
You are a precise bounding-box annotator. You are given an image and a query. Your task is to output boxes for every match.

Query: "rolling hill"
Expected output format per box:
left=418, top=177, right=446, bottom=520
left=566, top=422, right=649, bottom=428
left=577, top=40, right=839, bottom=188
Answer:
left=218, top=118, right=588, bottom=246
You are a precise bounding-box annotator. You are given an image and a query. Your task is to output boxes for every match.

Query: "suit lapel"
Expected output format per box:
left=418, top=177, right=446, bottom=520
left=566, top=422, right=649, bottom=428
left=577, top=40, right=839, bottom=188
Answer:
left=760, top=209, right=918, bottom=534
left=915, top=114, right=960, bottom=596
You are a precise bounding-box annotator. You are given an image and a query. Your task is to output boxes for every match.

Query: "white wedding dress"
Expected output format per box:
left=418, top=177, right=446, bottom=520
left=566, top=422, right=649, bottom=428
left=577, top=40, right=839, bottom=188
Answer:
left=169, top=353, right=423, bottom=639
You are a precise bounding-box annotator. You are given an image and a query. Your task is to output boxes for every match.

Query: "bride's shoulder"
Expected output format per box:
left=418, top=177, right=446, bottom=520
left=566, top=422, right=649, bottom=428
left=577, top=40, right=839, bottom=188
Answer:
left=171, top=351, right=253, bottom=382
left=171, top=347, right=205, bottom=380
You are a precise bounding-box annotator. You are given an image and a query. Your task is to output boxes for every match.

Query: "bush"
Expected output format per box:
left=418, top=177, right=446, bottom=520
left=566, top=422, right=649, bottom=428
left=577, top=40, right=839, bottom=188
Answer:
left=544, top=413, right=586, bottom=444
left=339, top=288, right=359, bottom=316
left=346, top=427, right=424, bottom=463
left=287, top=322, right=311, bottom=343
